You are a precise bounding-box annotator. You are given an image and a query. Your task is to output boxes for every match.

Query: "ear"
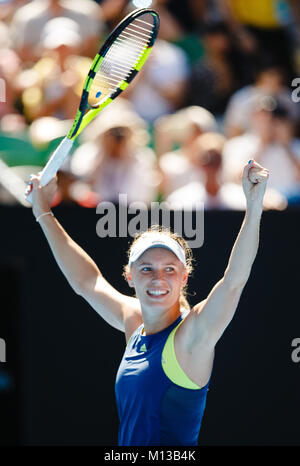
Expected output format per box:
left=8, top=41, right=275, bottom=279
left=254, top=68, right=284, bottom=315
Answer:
left=182, top=269, right=188, bottom=287
left=126, top=268, right=135, bottom=288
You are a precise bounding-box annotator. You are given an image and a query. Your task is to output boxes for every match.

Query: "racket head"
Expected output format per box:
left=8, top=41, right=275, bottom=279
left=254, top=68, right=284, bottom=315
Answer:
left=68, top=8, right=159, bottom=139
left=89, top=8, right=159, bottom=107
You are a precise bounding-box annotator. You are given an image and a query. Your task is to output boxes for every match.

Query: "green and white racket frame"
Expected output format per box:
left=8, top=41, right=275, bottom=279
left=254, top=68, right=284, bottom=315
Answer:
left=26, top=8, right=159, bottom=203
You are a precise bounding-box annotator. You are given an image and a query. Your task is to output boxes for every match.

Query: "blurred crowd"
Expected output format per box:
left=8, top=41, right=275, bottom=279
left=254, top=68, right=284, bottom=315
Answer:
left=1, top=0, right=300, bottom=210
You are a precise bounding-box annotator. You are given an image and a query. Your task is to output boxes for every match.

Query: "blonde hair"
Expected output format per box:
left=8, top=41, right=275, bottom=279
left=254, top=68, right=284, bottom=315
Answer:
left=123, top=225, right=195, bottom=311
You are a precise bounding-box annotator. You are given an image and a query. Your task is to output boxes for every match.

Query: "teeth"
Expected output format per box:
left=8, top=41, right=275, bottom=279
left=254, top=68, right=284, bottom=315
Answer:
left=148, top=290, right=167, bottom=296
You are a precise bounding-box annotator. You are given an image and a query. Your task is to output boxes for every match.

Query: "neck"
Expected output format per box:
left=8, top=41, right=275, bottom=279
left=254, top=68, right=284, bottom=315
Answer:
left=141, top=302, right=181, bottom=335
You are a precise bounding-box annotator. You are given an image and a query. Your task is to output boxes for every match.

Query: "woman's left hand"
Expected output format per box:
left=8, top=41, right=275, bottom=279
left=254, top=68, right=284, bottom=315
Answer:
left=242, top=160, right=269, bottom=207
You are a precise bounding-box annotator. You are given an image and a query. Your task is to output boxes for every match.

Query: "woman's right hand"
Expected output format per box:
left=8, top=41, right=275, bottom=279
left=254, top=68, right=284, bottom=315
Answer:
left=25, top=173, right=58, bottom=219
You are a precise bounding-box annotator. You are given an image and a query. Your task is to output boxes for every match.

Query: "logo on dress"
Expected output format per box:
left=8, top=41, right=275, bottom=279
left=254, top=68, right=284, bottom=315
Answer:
left=140, top=343, right=147, bottom=352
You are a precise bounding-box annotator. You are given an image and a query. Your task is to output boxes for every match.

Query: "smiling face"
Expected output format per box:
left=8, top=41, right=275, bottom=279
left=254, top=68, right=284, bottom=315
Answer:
left=127, top=247, right=188, bottom=313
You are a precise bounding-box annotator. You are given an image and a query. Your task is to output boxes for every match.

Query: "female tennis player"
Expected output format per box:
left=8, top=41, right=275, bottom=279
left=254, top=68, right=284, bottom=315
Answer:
left=26, top=159, right=269, bottom=446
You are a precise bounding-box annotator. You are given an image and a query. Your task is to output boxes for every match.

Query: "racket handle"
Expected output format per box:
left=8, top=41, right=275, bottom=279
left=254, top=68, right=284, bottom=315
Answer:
left=26, top=137, right=73, bottom=204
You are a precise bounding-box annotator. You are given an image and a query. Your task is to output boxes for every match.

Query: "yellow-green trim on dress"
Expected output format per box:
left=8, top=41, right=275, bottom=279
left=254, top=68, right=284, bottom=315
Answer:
left=162, top=319, right=201, bottom=390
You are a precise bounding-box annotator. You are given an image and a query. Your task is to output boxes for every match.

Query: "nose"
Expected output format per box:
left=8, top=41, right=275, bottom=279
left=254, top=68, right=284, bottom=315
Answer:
left=151, top=268, right=165, bottom=282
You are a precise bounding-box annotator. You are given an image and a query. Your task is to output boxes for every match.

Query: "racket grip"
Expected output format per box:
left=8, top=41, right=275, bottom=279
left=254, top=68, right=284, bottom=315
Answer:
left=26, top=137, right=73, bottom=203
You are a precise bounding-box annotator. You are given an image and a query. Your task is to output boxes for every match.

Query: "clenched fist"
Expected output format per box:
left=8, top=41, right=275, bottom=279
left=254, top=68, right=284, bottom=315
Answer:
left=242, top=160, right=269, bottom=206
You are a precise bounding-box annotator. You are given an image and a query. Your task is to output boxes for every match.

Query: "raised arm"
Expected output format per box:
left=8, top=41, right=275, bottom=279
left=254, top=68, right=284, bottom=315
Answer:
left=180, top=160, right=269, bottom=349
left=27, top=175, right=142, bottom=337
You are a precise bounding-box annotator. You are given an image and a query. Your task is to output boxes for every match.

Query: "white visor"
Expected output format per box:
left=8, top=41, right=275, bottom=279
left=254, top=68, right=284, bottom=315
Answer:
left=129, top=234, right=186, bottom=267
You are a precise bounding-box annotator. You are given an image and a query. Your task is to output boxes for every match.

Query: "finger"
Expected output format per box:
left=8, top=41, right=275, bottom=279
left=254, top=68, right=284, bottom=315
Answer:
left=25, top=185, right=32, bottom=195
left=242, top=159, right=255, bottom=179
left=49, top=174, right=58, bottom=183
left=31, top=178, right=40, bottom=189
left=25, top=183, right=33, bottom=196
left=249, top=173, right=260, bottom=183
left=249, top=167, right=269, bottom=177
left=249, top=168, right=269, bottom=184
left=29, top=173, right=39, bottom=181
left=249, top=159, right=264, bottom=170
left=243, top=159, right=267, bottom=177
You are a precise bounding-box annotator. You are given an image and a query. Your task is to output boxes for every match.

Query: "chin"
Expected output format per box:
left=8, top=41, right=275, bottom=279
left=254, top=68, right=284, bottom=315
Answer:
left=145, top=292, right=178, bottom=309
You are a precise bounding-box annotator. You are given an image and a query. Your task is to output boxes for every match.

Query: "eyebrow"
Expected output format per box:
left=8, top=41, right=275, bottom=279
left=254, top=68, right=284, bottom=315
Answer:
left=138, top=262, right=178, bottom=266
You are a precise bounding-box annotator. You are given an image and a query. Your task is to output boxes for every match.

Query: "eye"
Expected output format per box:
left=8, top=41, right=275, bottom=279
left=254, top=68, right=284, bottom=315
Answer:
left=166, top=267, right=175, bottom=272
left=141, top=266, right=151, bottom=272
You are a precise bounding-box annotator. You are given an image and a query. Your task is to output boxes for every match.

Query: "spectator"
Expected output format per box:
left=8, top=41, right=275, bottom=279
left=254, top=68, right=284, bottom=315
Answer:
left=217, top=0, right=296, bottom=81
left=167, top=132, right=287, bottom=210
left=223, top=96, right=300, bottom=203
left=9, top=0, right=104, bottom=62
left=0, top=21, right=11, bottom=49
left=155, top=0, right=206, bottom=41
left=0, top=48, right=26, bottom=132
left=156, top=106, right=218, bottom=196
left=166, top=132, right=233, bottom=209
left=184, top=21, right=241, bottom=117
left=96, top=0, right=131, bottom=29
left=66, top=103, right=160, bottom=205
left=124, top=39, right=189, bottom=124
left=17, top=17, right=91, bottom=122
left=28, top=115, right=71, bottom=147
left=0, top=0, right=27, bottom=25
left=224, top=62, right=299, bottom=138
left=152, top=0, right=206, bottom=64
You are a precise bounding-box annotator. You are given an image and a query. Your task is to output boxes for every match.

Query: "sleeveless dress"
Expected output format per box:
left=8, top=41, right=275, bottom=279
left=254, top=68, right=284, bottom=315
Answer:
left=115, top=311, right=210, bottom=446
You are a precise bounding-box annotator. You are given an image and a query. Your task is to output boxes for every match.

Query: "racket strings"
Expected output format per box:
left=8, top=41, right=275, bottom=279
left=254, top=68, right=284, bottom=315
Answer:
left=134, top=17, right=154, bottom=27
left=120, top=29, right=150, bottom=44
left=88, top=14, right=155, bottom=107
left=128, top=23, right=153, bottom=34
left=114, top=40, right=144, bottom=60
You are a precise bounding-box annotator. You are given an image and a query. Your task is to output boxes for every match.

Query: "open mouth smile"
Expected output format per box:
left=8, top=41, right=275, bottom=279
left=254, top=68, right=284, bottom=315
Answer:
left=146, top=289, right=169, bottom=297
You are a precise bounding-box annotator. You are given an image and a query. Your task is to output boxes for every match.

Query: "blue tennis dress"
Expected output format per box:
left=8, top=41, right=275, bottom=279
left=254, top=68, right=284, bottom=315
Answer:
left=115, top=311, right=210, bottom=446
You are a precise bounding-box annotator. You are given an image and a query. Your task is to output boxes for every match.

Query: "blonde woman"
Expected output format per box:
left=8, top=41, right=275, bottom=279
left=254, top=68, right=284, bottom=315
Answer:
left=26, top=159, right=269, bottom=446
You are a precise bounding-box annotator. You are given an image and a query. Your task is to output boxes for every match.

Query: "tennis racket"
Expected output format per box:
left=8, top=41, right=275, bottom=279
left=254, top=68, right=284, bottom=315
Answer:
left=25, top=8, right=160, bottom=203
